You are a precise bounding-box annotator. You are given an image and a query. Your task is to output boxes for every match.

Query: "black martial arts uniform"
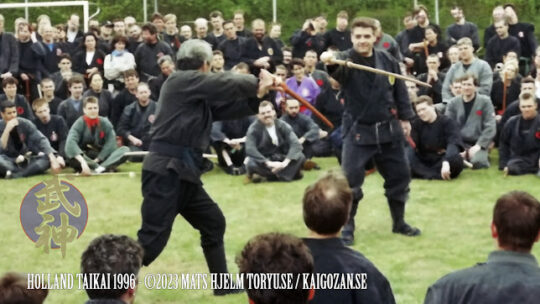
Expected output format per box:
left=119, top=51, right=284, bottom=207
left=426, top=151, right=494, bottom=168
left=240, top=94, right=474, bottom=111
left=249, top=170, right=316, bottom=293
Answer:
left=137, top=70, right=262, bottom=293
left=408, top=114, right=464, bottom=179
left=328, top=48, right=419, bottom=241
left=499, top=114, right=540, bottom=175
left=280, top=112, right=320, bottom=159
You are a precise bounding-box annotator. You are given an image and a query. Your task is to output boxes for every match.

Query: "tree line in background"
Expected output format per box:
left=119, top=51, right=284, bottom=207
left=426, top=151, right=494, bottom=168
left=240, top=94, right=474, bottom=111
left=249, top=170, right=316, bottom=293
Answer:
left=1, top=0, right=539, bottom=42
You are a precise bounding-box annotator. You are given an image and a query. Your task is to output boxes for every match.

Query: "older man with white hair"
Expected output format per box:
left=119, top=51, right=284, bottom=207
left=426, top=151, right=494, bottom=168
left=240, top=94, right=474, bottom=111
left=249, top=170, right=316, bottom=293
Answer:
left=136, top=40, right=277, bottom=296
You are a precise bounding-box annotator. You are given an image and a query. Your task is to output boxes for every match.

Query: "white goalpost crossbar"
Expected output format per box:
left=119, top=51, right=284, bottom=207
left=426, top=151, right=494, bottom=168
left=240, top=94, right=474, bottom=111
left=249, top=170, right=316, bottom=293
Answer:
left=0, top=1, right=90, bottom=32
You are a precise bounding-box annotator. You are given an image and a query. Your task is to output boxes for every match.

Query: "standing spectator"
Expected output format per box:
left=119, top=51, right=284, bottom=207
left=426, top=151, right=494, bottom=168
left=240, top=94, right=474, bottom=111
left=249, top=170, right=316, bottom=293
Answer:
left=278, top=59, right=320, bottom=116
left=104, top=35, right=136, bottom=91
left=180, top=25, right=192, bottom=40
left=50, top=54, right=85, bottom=100
left=242, top=19, right=283, bottom=72
left=445, top=6, right=480, bottom=50
left=134, top=23, right=174, bottom=82
left=0, top=14, right=19, bottom=82
left=291, top=18, right=325, bottom=58
left=233, top=10, right=251, bottom=37
left=484, top=20, right=521, bottom=69
left=209, top=11, right=226, bottom=46
left=269, top=22, right=284, bottom=50
left=395, top=13, right=417, bottom=58
left=194, top=18, right=218, bottom=50
left=73, top=32, right=106, bottom=78
left=483, top=5, right=505, bottom=49
left=163, top=14, right=184, bottom=54
left=218, top=20, right=247, bottom=70
left=113, top=19, right=126, bottom=36
left=504, top=4, right=538, bottom=75
left=324, top=11, right=352, bottom=51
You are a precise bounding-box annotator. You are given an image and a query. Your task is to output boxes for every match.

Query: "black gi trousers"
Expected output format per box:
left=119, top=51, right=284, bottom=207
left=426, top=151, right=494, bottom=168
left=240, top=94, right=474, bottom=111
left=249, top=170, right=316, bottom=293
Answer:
left=341, top=132, right=410, bottom=236
left=406, top=149, right=464, bottom=180
left=137, top=169, right=227, bottom=273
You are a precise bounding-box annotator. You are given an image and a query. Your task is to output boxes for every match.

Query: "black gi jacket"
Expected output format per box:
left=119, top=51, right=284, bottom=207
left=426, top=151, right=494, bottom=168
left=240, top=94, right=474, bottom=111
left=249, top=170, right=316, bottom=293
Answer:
left=144, top=70, right=260, bottom=183
left=0, top=117, right=53, bottom=157
left=0, top=94, right=34, bottom=121
left=410, top=114, right=463, bottom=165
left=280, top=113, right=320, bottom=143
left=34, top=115, right=68, bottom=156
left=330, top=49, right=414, bottom=145
left=499, top=114, right=540, bottom=170
left=218, top=37, right=247, bottom=70
left=117, top=100, right=157, bottom=149
left=424, top=250, right=540, bottom=304
left=303, top=238, right=396, bottom=304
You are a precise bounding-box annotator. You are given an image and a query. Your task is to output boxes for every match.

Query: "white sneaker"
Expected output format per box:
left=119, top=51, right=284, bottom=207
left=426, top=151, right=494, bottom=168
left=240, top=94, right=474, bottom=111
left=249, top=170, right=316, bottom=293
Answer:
left=94, top=166, right=106, bottom=174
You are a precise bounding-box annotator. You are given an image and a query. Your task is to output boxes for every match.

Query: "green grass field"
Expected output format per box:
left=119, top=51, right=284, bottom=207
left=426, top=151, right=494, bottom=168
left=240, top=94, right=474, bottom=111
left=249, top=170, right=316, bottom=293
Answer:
left=1, top=153, right=539, bottom=304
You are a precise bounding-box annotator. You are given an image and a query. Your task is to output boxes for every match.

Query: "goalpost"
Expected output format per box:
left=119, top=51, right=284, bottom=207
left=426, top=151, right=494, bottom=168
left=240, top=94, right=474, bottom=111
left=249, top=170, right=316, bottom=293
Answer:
left=0, top=1, right=90, bottom=32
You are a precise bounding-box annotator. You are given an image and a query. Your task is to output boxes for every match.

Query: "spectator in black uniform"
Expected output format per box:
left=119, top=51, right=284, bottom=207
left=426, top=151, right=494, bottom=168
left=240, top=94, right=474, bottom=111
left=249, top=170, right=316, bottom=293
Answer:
left=40, top=78, right=63, bottom=114
left=302, top=171, right=396, bottom=304
left=0, top=77, right=34, bottom=121
left=323, top=11, right=352, bottom=51
left=194, top=18, right=218, bottom=50
left=32, top=98, right=68, bottom=164
left=163, top=14, right=184, bottom=54
left=111, top=69, right=139, bottom=127
left=485, top=20, right=521, bottom=69
left=82, top=72, right=112, bottom=119
left=242, top=19, right=283, bottom=73
left=445, top=6, right=480, bottom=50
left=134, top=23, right=174, bottom=81
left=504, top=4, right=538, bottom=75
left=417, top=54, right=446, bottom=105
left=72, top=32, right=105, bottom=78
left=408, top=96, right=464, bottom=180
left=0, top=14, right=20, bottom=82
left=149, top=55, right=175, bottom=101
left=499, top=93, right=540, bottom=176
left=209, top=11, right=226, bottom=47
left=218, top=20, right=247, bottom=70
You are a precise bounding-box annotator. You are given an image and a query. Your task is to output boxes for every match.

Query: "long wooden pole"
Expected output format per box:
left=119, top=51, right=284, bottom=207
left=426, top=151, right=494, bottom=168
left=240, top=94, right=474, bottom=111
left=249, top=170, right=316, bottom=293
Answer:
left=279, top=83, right=334, bottom=130
left=330, top=59, right=432, bottom=88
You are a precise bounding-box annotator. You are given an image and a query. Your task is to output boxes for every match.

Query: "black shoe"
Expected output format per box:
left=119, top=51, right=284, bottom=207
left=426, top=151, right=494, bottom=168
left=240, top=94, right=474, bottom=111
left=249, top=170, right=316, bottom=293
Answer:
left=392, top=223, right=421, bottom=236
left=201, top=159, right=214, bottom=173
left=224, top=165, right=235, bottom=175
left=0, top=166, right=6, bottom=178
left=293, top=170, right=303, bottom=180
left=250, top=173, right=265, bottom=183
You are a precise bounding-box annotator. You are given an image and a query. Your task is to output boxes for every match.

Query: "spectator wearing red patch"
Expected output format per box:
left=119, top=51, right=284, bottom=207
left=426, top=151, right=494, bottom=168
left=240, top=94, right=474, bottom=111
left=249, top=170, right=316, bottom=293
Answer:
left=72, top=32, right=106, bottom=79
left=374, top=19, right=403, bottom=61
left=445, top=74, right=496, bottom=169
left=499, top=92, right=540, bottom=176
left=303, top=49, right=330, bottom=90
left=65, top=96, right=129, bottom=175
left=0, top=77, right=34, bottom=121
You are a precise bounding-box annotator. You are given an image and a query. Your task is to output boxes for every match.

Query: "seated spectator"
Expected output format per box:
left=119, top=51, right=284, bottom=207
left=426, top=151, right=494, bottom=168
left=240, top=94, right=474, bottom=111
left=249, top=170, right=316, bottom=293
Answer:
left=111, top=69, right=139, bottom=127
left=236, top=232, right=314, bottom=304
left=302, top=171, right=396, bottom=303
left=0, top=100, right=61, bottom=178
left=0, top=77, right=34, bottom=121
left=117, top=83, right=156, bottom=160
left=211, top=114, right=254, bottom=175
left=417, top=54, right=446, bottom=105
left=82, top=72, right=112, bottom=119
left=245, top=101, right=305, bottom=183
left=491, top=60, right=521, bottom=117
left=408, top=96, right=464, bottom=180
left=442, top=38, right=492, bottom=104
left=81, top=234, right=143, bottom=304
left=278, top=58, right=321, bottom=116
left=50, top=54, right=85, bottom=100
left=39, top=78, right=63, bottom=114
left=149, top=55, right=175, bottom=101
left=424, top=191, right=540, bottom=304
left=500, top=76, right=537, bottom=129
left=304, top=49, right=330, bottom=90
left=65, top=96, right=129, bottom=175
left=57, top=75, right=85, bottom=128
left=445, top=74, right=496, bottom=169
left=499, top=93, right=540, bottom=176
left=312, top=75, right=344, bottom=160
left=103, top=35, right=136, bottom=91
left=32, top=98, right=68, bottom=165
left=0, top=272, right=48, bottom=304
left=280, top=99, right=326, bottom=165
left=210, top=50, right=225, bottom=73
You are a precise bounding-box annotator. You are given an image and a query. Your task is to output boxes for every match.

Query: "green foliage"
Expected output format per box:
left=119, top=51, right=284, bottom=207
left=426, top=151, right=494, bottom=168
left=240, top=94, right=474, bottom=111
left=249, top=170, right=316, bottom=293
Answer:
left=1, top=0, right=539, bottom=40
